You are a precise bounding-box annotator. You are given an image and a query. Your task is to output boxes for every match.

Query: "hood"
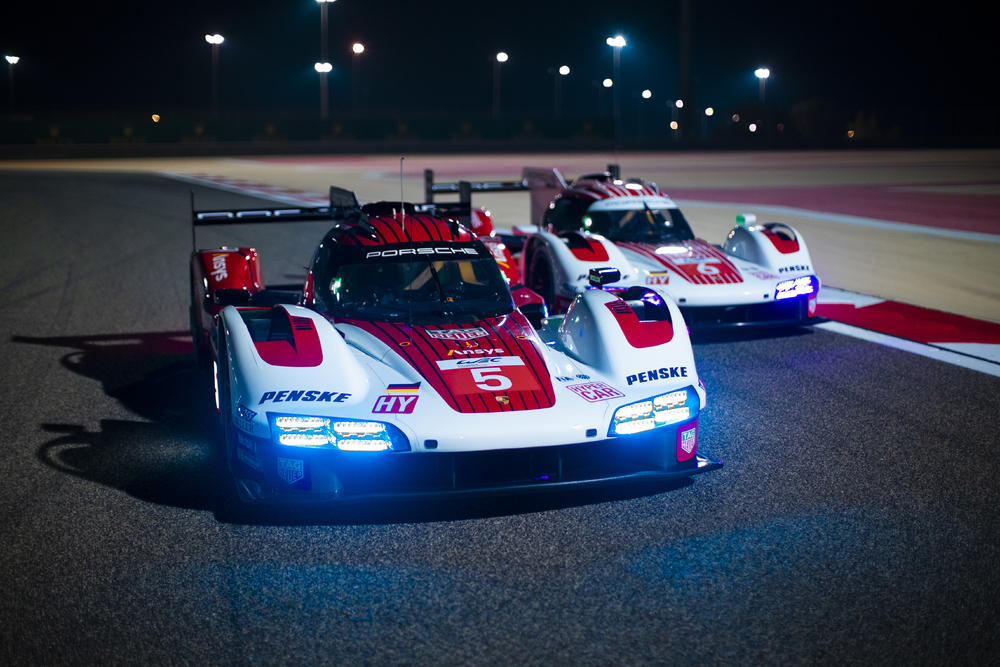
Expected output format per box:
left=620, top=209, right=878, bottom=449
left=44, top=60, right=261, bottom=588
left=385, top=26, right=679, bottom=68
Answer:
left=617, top=239, right=744, bottom=285
left=339, top=312, right=556, bottom=414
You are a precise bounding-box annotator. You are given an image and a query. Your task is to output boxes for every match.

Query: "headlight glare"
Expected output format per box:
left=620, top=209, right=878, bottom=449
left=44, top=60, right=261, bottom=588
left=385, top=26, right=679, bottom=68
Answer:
left=610, top=386, right=698, bottom=437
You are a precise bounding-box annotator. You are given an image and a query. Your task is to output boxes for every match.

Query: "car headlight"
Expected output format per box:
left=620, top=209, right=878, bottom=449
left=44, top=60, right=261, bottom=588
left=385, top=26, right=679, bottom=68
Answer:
left=268, top=413, right=410, bottom=451
left=609, top=387, right=697, bottom=437
left=774, top=275, right=817, bottom=300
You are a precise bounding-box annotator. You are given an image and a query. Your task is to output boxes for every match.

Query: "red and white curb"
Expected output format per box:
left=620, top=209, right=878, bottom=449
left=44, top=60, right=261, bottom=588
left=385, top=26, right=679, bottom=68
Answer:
left=817, top=287, right=1000, bottom=378
left=164, top=172, right=1000, bottom=379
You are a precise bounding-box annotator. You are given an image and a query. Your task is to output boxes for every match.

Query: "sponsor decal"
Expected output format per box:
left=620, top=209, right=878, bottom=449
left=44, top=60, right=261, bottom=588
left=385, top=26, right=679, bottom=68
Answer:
left=386, top=382, right=420, bottom=394
left=645, top=272, right=670, bottom=286
left=448, top=347, right=505, bottom=356
left=277, top=458, right=304, bottom=484
left=235, top=404, right=257, bottom=433
left=748, top=269, right=779, bottom=281
left=372, top=394, right=418, bottom=414
left=677, top=423, right=697, bottom=462
left=236, top=431, right=258, bottom=454
left=496, top=395, right=510, bottom=405
left=258, top=390, right=351, bottom=405
left=236, top=449, right=261, bottom=471
left=626, top=367, right=688, bottom=385
left=426, top=327, right=489, bottom=341
left=566, top=382, right=626, bottom=402
left=435, top=356, right=540, bottom=394
left=555, top=374, right=592, bottom=382
left=210, top=253, right=228, bottom=281
left=365, top=247, right=479, bottom=259
left=778, top=264, right=810, bottom=274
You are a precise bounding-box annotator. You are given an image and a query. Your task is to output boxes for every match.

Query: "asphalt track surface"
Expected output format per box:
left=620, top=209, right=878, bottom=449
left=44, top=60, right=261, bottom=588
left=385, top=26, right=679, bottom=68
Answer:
left=2, top=170, right=999, bottom=666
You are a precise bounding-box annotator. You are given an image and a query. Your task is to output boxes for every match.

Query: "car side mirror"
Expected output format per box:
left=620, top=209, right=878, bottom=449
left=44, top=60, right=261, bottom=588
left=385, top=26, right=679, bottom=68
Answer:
left=214, top=288, right=251, bottom=306
left=588, top=267, right=621, bottom=289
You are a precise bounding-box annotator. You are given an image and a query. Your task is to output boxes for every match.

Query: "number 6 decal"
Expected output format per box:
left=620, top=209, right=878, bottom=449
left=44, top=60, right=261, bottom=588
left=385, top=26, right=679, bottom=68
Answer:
left=471, top=367, right=512, bottom=391
left=696, top=260, right=720, bottom=275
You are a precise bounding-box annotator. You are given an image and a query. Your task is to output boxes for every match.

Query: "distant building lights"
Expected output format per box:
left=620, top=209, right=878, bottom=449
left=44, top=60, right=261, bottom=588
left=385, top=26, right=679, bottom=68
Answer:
left=496, top=52, right=508, bottom=63
left=674, top=99, right=684, bottom=108
left=642, top=89, right=651, bottom=99
left=603, top=78, right=613, bottom=88
left=732, top=114, right=740, bottom=122
left=749, top=123, right=757, bottom=132
left=705, top=107, right=714, bottom=116
left=151, top=114, right=160, bottom=122
left=559, top=65, right=570, bottom=75
left=847, top=130, right=855, bottom=138
left=670, top=121, right=678, bottom=130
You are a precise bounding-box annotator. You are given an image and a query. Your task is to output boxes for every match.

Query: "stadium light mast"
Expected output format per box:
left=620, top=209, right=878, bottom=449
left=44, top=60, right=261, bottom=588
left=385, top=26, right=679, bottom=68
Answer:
left=317, top=0, right=336, bottom=119
left=493, top=52, right=507, bottom=119
left=606, top=36, right=625, bottom=140
left=548, top=66, right=569, bottom=117
left=755, top=68, right=770, bottom=104
left=204, top=35, right=224, bottom=118
left=352, top=43, right=364, bottom=116
left=4, top=56, right=18, bottom=114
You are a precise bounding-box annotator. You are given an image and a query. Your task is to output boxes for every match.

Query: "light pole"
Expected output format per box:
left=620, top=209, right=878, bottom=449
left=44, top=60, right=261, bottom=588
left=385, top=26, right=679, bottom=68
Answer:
left=606, top=36, right=625, bottom=140
left=547, top=65, right=569, bottom=117
left=755, top=68, right=769, bottom=104
left=352, top=43, right=364, bottom=116
left=205, top=34, right=224, bottom=118
left=703, top=107, right=713, bottom=139
left=670, top=99, right=683, bottom=141
left=4, top=56, right=18, bottom=114
left=493, top=52, right=507, bottom=119
left=317, top=0, right=336, bottom=119
left=638, top=89, right=651, bottom=140
left=315, top=61, right=332, bottom=117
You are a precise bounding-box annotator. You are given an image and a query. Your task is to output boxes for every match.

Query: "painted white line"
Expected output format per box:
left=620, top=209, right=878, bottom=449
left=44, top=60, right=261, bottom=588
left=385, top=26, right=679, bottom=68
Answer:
left=675, top=199, right=1000, bottom=243
left=816, top=321, right=1000, bottom=378
left=161, top=172, right=327, bottom=207
left=934, top=343, right=1000, bottom=365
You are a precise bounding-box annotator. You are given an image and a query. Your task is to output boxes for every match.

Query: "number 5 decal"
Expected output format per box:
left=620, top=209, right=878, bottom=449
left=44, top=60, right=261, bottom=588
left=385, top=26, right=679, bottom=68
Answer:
left=471, top=367, right=512, bottom=391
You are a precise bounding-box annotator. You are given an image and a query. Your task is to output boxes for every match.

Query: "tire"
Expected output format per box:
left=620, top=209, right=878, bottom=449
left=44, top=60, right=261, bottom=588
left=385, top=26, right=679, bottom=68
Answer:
left=528, top=249, right=557, bottom=313
left=190, top=274, right=211, bottom=373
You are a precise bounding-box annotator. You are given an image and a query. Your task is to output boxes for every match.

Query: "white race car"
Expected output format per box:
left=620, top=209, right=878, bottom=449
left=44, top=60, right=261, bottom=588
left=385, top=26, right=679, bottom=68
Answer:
left=426, top=166, right=821, bottom=330
left=190, top=191, right=721, bottom=504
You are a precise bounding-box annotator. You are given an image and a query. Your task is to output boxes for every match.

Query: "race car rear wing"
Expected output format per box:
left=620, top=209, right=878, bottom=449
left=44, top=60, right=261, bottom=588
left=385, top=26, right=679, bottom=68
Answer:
left=425, top=165, right=620, bottom=230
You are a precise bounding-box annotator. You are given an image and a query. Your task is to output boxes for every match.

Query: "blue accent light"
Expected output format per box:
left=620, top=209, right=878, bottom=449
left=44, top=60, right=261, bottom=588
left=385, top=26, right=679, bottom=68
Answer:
left=267, top=413, right=410, bottom=451
left=609, top=386, right=699, bottom=437
left=774, top=275, right=817, bottom=300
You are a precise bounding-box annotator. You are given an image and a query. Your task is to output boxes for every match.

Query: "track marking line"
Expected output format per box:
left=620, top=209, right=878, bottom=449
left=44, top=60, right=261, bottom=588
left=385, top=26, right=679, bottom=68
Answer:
left=161, top=172, right=327, bottom=207
left=816, top=322, right=1000, bottom=378
left=675, top=199, right=1000, bottom=243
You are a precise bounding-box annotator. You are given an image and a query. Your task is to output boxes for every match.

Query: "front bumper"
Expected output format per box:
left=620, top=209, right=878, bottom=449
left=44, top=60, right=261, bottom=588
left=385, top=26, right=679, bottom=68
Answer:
left=231, top=419, right=722, bottom=504
left=681, top=292, right=822, bottom=330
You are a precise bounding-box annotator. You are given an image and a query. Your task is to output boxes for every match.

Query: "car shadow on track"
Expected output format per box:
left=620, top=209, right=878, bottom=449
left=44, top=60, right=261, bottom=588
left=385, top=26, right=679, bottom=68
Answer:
left=16, top=330, right=693, bottom=526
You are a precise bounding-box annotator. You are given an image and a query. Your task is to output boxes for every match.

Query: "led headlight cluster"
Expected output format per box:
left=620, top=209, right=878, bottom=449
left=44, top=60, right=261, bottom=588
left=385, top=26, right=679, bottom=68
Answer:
left=609, top=387, right=697, bottom=436
left=269, top=414, right=409, bottom=451
left=774, top=275, right=817, bottom=300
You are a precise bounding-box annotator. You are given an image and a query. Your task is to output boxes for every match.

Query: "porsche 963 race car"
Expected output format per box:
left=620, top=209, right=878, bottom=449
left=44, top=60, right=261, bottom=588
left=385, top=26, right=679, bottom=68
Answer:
left=189, top=188, right=721, bottom=504
left=425, top=165, right=822, bottom=330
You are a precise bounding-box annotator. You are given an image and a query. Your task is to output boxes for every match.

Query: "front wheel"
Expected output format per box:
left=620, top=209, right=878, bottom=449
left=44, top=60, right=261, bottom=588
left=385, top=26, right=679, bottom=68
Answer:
left=527, top=250, right=557, bottom=313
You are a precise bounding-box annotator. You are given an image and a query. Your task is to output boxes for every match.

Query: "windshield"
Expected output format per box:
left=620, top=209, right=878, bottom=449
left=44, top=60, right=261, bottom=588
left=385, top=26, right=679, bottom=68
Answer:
left=583, top=207, right=695, bottom=244
left=318, top=256, right=514, bottom=324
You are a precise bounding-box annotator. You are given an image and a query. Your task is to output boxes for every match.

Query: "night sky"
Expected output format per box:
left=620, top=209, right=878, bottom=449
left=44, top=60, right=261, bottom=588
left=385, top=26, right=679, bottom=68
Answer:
left=1, top=1, right=993, bottom=122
